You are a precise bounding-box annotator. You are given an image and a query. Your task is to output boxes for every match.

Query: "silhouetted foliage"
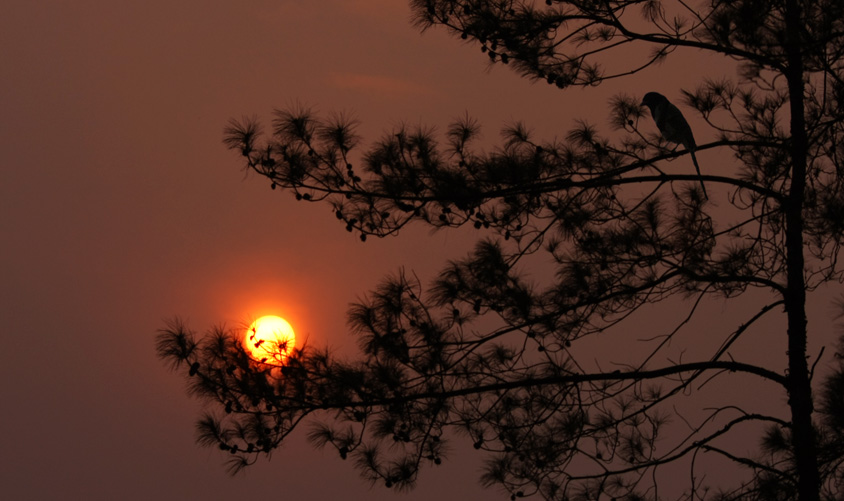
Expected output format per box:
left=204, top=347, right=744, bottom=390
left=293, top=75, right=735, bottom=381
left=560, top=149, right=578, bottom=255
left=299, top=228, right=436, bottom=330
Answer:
left=159, top=1, right=844, bottom=500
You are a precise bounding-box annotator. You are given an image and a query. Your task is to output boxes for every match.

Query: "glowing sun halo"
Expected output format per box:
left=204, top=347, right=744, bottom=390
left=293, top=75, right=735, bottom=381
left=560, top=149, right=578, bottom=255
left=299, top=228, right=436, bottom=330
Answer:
left=244, top=315, right=295, bottom=365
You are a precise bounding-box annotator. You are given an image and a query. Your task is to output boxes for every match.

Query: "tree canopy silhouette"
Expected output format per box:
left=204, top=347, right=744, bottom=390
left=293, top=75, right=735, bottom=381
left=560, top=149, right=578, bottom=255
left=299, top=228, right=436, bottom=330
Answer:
left=158, top=1, right=844, bottom=499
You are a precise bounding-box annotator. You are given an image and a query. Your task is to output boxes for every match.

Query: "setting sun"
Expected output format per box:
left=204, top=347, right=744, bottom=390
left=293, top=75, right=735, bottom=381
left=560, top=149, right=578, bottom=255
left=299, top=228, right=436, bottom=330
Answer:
left=244, top=315, right=295, bottom=365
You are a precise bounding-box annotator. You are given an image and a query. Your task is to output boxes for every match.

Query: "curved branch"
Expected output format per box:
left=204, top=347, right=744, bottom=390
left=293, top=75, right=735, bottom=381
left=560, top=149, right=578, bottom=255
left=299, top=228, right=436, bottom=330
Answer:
left=298, top=360, right=785, bottom=412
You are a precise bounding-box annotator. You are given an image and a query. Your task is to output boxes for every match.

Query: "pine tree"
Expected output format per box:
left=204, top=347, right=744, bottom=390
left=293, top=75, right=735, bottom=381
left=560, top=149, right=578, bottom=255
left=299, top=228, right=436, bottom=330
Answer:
left=158, top=1, right=844, bottom=499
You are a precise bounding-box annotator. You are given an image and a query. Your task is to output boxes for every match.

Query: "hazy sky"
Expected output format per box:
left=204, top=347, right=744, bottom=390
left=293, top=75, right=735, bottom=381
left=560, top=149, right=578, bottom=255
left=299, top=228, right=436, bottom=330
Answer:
left=2, top=1, right=839, bottom=500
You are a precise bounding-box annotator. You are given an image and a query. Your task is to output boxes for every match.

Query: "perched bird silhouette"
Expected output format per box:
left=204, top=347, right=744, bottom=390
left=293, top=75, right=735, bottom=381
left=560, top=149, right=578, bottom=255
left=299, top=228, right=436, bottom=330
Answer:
left=640, top=92, right=707, bottom=199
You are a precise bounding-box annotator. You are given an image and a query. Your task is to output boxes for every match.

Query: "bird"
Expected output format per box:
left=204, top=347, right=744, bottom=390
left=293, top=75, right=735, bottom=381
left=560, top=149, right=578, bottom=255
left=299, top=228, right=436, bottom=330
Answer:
left=640, top=92, right=707, bottom=199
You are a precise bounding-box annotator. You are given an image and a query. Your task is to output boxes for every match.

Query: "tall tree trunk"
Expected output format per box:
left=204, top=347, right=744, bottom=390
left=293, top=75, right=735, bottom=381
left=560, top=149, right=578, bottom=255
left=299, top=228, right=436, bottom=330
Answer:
left=784, top=1, right=820, bottom=499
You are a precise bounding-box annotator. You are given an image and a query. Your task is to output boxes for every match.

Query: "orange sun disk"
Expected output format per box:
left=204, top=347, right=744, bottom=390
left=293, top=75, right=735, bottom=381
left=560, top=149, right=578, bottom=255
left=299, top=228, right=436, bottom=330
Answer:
left=244, top=315, right=296, bottom=365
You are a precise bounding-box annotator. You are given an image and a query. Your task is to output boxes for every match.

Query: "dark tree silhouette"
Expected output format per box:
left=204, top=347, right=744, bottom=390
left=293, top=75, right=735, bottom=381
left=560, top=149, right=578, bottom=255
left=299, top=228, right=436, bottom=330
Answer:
left=158, top=1, right=844, bottom=499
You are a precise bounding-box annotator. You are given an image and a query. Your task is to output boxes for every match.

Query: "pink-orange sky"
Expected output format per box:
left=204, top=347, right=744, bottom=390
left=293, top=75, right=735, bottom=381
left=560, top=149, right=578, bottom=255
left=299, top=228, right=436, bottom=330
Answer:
left=2, top=1, right=840, bottom=500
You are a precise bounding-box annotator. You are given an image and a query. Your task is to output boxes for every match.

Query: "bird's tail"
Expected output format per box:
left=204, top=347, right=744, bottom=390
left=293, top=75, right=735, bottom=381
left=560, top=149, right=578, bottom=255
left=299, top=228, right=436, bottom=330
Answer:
left=689, top=148, right=708, bottom=200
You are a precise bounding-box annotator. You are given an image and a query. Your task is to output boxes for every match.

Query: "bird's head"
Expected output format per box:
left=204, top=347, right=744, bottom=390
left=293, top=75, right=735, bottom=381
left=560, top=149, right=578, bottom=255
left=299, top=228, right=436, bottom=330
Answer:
left=640, top=92, right=667, bottom=112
